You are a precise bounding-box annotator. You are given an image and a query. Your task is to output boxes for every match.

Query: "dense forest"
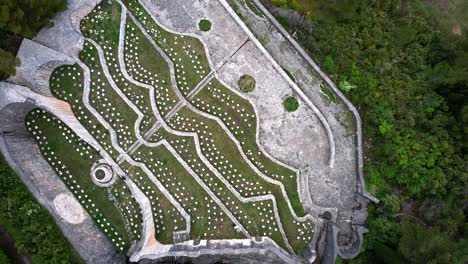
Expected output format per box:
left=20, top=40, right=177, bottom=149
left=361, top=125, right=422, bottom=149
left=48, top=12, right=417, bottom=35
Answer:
left=267, top=0, right=467, bottom=263
left=0, top=0, right=83, bottom=262
left=0, top=159, right=83, bottom=263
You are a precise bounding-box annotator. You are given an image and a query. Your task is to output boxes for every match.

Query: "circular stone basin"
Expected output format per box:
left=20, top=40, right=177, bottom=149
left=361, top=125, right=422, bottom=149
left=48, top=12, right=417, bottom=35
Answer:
left=91, top=163, right=115, bottom=187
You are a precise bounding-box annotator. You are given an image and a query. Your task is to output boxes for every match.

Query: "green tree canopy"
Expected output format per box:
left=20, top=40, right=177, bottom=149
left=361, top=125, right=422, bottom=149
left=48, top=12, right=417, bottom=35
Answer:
left=399, top=221, right=467, bottom=264
left=0, top=159, right=83, bottom=263
left=0, top=48, right=19, bottom=77
left=0, top=0, right=67, bottom=38
left=270, top=0, right=467, bottom=263
left=0, top=0, right=67, bottom=79
left=0, top=250, right=9, bottom=264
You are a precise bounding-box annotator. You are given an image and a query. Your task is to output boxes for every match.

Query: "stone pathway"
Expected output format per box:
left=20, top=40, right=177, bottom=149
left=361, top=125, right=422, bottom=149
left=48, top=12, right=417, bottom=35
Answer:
left=83, top=0, right=320, bottom=259
left=0, top=0, right=374, bottom=262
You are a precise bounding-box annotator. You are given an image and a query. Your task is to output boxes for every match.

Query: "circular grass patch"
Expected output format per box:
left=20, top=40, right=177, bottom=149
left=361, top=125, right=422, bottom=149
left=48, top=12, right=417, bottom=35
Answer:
left=95, top=169, right=106, bottom=181
left=199, top=19, right=212, bottom=32
left=238, top=75, right=256, bottom=93
left=283, top=96, right=299, bottom=112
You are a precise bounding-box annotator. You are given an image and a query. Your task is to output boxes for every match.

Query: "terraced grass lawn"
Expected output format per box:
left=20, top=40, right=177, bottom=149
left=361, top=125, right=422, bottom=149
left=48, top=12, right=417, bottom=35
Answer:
left=192, top=78, right=305, bottom=216
left=79, top=40, right=140, bottom=151
left=124, top=0, right=211, bottom=96
left=167, top=106, right=313, bottom=252
left=131, top=143, right=244, bottom=240
left=124, top=17, right=180, bottom=117
left=26, top=109, right=141, bottom=252
left=49, top=64, right=117, bottom=159
left=149, top=127, right=287, bottom=249
left=35, top=0, right=316, bottom=255
left=80, top=0, right=157, bottom=134
left=120, top=161, right=186, bottom=244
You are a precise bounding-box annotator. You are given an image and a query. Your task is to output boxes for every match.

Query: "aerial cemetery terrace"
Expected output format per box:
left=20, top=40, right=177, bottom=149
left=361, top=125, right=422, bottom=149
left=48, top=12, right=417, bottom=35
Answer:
left=0, top=0, right=374, bottom=263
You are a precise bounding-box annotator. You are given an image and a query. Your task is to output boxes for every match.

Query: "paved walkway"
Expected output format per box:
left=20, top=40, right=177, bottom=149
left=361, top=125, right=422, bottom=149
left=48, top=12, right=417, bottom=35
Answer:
left=89, top=0, right=320, bottom=260
left=0, top=0, right=361, bottom=262
left=249, top=0, right=377, bottom=205
left=230, top=0, right=378, bottom=259
left=129, top=0, right=314, bottom=226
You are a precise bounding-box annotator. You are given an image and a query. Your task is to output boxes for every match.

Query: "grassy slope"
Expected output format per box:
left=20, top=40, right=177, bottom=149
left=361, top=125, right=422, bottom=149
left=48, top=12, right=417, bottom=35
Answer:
left=120, top=161, right=185, bottom=244
left=49, top=64, right=117, bottom=158
left=26, top=109, right=139, bottom=252
left=80, top=1, right=157, bottom=133
left=30, top=0, right=315, bottom=253
left=131, top=143, right=243, bottom=240
left=149, top=127, right=288, bottom=249
left=192, top=79, right=305, bottom=216
left=124, top=17, right=180, bottom=117
left=124, top=0, right=211, bottom=96
left=79, top=41, right=139, bottom=151
left=167, top=106, right=314, bottom=252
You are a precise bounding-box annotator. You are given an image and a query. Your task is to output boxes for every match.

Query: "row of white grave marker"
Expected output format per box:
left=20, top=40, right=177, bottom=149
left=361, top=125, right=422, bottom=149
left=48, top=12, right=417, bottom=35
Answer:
left=123, top=166, right=185, bottom=240
left=124, top=20, right=180, bottom=117
left=51, top=66, right=119, bottom=158
left=126, top=0, right=209, bottom=97
left=169, top=111, right=269, bottom=197
left=82, top=42, right=138, bottom=151
left=132, top=147, right=237, bottom=239
left=26, top=110, right=132, bottom=251
left=78, top=0, right=315, bottom=248
left=160, top=131, right=282, bottom=238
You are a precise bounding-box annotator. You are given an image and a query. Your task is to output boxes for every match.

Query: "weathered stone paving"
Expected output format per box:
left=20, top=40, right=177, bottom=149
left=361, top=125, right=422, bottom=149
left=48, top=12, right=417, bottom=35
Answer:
left=0, top=0, right=373, bottom=263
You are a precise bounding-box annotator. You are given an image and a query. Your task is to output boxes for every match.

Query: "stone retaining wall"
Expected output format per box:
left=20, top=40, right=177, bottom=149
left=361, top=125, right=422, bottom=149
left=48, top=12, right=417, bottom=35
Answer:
left=0, top=89, right=125, bottom=263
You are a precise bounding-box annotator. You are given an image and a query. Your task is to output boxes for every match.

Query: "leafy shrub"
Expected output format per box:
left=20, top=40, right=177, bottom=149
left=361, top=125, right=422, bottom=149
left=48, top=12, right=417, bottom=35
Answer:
left=271, top=0, right=301, bottom=10
left=338, top=79, right=356, bottom=93
left=0, top=250, right=9, bottom=264
left=323, top=55, right=337, bottom=73
left=198, top=19, right=212, bottom=32
left=283, top=96, right=299, bottom=112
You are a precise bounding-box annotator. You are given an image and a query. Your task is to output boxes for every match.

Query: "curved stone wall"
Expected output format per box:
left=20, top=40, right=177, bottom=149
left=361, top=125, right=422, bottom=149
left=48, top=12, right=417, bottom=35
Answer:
left=0, top=100, right=125, bottom=264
